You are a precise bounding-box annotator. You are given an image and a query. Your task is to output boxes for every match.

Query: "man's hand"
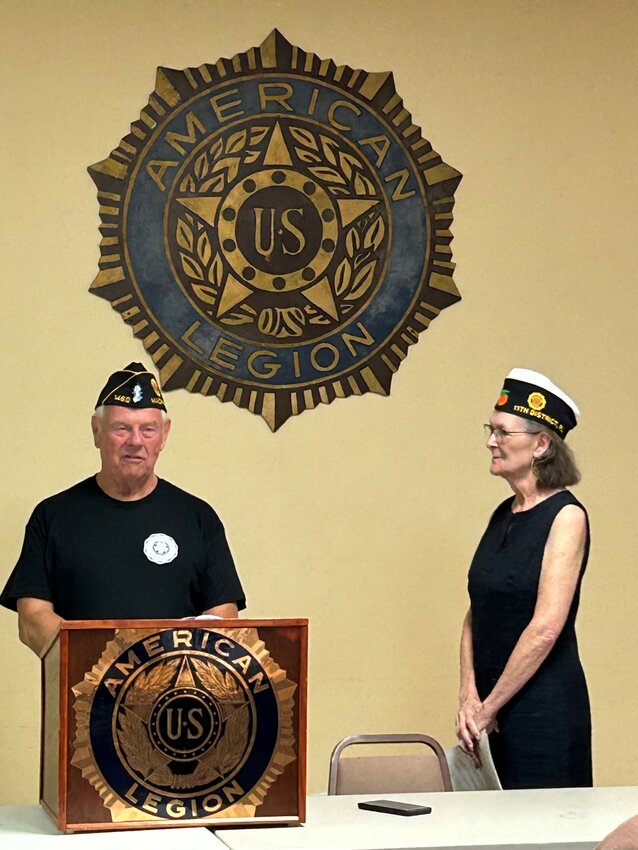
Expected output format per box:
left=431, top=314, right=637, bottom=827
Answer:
left=16, top=598, right=63, bottom=658
left=201, top=602, right=239, bottom=618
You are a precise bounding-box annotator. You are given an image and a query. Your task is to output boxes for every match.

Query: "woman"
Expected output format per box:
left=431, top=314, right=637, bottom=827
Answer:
left=456, top=368, right=591, bottom=789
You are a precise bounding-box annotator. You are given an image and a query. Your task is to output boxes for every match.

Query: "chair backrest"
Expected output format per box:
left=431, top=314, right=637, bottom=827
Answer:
left=328, top=733, right=453, bottom=795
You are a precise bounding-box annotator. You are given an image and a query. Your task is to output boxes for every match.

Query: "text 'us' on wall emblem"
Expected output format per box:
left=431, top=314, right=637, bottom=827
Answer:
left=89, top=30, right=462, bottom=430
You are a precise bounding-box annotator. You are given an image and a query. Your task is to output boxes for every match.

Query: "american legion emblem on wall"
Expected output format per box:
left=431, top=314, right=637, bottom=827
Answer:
left=89, top=30, right=461, bottom=430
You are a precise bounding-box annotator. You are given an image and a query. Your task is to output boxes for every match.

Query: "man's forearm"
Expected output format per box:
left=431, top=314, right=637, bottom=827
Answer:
left=18, top=611, right=63, bottom=657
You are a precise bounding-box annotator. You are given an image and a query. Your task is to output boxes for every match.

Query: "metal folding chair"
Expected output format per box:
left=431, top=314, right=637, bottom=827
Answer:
left=328, top=733, right=452, bottom=795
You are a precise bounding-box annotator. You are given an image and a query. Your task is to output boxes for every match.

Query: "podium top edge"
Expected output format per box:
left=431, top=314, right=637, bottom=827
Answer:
left=58, top=618, right=309, bottom=630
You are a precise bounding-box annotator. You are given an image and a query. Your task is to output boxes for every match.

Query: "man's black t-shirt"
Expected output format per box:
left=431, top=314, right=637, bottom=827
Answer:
left=0, top=477, right=245, bottom=619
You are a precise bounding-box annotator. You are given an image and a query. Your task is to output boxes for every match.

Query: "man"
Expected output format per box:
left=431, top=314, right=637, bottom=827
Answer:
left=0, top=363, right=245, bottom=657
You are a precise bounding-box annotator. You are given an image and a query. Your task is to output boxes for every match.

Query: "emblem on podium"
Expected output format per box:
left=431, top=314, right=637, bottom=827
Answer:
left=89, top=30, right=461, bottom=429
left=71, top=627, right=296, bottom=823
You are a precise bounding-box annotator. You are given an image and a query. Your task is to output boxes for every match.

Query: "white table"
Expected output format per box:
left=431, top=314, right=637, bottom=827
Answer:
left=0, top=806, right=224, bottom=847
left=214, top=787, right=638, bottom=850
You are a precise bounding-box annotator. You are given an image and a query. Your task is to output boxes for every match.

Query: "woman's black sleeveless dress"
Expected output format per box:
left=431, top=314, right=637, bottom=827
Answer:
left=468, top=490, right=592, bottom=789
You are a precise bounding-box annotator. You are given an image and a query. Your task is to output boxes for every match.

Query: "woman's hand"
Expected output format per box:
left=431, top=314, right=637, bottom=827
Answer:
left=456, top=693, right=483, bottom=765
left=456, top=695, right=499, bottom=767
left=476, top=704, right=499, bottom=736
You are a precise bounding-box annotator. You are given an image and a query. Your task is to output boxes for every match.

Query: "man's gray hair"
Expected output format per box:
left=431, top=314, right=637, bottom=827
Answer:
left=93, top=405, right=168, bottom=422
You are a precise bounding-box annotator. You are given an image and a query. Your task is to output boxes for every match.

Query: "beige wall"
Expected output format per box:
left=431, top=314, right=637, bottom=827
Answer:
left=1, top=0, right=637, bottom=804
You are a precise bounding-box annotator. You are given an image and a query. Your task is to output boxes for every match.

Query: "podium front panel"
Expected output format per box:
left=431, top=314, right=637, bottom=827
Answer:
left=41, top=619, right=307, bottom=832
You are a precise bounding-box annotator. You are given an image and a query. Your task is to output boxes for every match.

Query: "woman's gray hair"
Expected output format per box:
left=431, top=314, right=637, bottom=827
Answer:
left=525, top=420, right=581, bottom=488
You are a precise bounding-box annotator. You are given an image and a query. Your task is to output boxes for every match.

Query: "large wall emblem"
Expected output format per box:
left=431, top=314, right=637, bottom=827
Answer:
left=89, top=30, right=461, bottom=430
left=72, top=627, right=296, bottom=823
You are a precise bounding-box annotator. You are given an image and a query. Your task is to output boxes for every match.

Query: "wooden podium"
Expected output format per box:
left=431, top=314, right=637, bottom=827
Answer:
left=40, top=619, right=307, bottom=833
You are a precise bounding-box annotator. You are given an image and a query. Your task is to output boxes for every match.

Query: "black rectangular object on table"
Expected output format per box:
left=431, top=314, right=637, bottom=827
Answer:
left=357, top=800, right=432, bottom=816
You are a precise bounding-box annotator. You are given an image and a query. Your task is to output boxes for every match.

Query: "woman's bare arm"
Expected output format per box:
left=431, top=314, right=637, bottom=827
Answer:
left=456, top=608, right=483, bottom=757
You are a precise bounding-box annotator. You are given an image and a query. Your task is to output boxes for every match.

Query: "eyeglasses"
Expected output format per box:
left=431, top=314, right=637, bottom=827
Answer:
left=483, top=423, right=541, bottom=441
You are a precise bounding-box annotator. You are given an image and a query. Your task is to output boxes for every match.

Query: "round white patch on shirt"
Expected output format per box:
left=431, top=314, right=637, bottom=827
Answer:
left=143, top=533, right=179, bottom=564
